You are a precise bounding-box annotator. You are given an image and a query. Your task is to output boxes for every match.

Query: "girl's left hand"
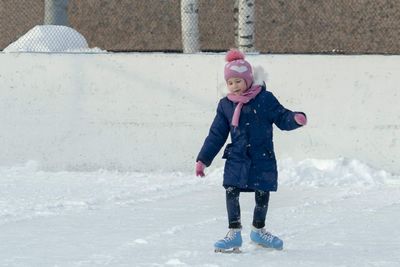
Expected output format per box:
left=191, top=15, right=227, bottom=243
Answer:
left=294, top=113, right=307, bottom=126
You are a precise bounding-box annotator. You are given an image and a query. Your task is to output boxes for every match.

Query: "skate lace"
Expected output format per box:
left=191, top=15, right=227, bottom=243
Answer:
left=259, top=229, right=275, bottom=242
left=223, top=230, right=237, bottom=242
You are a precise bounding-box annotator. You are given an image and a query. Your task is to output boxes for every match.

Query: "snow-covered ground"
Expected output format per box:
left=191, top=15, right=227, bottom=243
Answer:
left=1, top=158, right=399, bottom=267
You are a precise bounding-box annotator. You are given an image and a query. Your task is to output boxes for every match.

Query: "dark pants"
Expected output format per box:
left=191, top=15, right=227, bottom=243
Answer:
left=226, top=186, right=270, bottom=229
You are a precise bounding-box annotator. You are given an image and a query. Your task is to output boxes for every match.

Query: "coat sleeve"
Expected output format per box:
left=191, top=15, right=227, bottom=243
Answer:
left=196, top=100, right=230, bottom=167
left=267, top=92, right=306, bottom=131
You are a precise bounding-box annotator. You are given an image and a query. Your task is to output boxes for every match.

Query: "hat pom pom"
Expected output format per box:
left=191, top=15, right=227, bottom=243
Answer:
left=225, top=49, right=245, bottom=62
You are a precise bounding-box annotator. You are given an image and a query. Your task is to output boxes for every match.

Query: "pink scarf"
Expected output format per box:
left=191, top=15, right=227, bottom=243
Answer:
left=227, top=85, right=262, bottom=127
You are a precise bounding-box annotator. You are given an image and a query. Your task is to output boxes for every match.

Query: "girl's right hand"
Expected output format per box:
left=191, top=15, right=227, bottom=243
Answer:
left=195, top=161, right=206, bottom=177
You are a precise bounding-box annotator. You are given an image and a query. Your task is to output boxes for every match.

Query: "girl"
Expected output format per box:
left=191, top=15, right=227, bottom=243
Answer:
left=195, top=49, right=307, bottom=253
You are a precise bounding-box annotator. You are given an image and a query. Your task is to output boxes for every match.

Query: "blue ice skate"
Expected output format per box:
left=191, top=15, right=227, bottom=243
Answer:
left=250, top=227, right=283, bottom=250
left=214, top=229, right=242, bottom=253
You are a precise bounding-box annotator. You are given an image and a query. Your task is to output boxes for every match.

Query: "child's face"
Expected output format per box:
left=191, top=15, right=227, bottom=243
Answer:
left=226, top=78, right=247, bottom=95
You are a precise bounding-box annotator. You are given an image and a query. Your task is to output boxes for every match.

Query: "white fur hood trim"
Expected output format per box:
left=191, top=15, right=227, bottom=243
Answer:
left=253, top=65, right=268, bottom=86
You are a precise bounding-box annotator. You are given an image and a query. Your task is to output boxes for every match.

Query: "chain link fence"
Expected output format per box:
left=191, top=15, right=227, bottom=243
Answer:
left=1, top=0, right=400, bottom=53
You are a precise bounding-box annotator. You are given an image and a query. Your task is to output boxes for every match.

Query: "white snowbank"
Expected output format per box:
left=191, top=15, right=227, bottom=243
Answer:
left=3, top=25, right=105, bottom=53
left=278, top=158, right=399, bottom=187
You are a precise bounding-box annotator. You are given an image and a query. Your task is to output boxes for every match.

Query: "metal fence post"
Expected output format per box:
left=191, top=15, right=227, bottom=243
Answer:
left=238, top=0, right=255, bottom=52
left=44, top=0, right=69, bottom=26
left=181, top=0, right=200, bottom=53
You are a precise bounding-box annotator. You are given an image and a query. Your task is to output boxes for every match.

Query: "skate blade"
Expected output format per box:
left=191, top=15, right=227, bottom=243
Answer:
left=252, top=241, right=283, bottom=251
left=214, top=247, right=241, bottom=254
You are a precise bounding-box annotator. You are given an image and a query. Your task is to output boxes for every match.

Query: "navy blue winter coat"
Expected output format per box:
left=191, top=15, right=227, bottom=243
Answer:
left=196, top=85, right=305, bottom=192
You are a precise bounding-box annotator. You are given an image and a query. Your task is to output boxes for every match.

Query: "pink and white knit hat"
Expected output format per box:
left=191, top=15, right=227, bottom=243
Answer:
left=224, top=49, right=254, bottom=89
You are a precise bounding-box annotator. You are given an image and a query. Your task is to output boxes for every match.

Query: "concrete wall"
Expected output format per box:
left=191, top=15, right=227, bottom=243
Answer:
left=0, top=53, right=399, bottom=174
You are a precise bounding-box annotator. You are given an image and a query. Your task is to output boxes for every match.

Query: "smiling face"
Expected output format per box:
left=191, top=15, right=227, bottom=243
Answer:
left=227, top=77, right=247, bottom=95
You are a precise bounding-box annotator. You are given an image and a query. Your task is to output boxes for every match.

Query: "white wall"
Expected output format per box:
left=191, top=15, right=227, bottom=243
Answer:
left=0, top=53, right=399, bottom=174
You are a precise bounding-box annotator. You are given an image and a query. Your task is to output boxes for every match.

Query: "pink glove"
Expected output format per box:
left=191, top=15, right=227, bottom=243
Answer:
left=195, top=161, right=206, bottom=177
left=294, top=113, right=307, bottom=126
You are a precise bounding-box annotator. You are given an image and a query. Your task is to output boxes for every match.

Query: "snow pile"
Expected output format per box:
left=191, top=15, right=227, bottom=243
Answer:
left=206, top=157, right=399, bottom=189
left=3, top=25, right=105, bottom=53
left=278, top=158, right=398, bottom=188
